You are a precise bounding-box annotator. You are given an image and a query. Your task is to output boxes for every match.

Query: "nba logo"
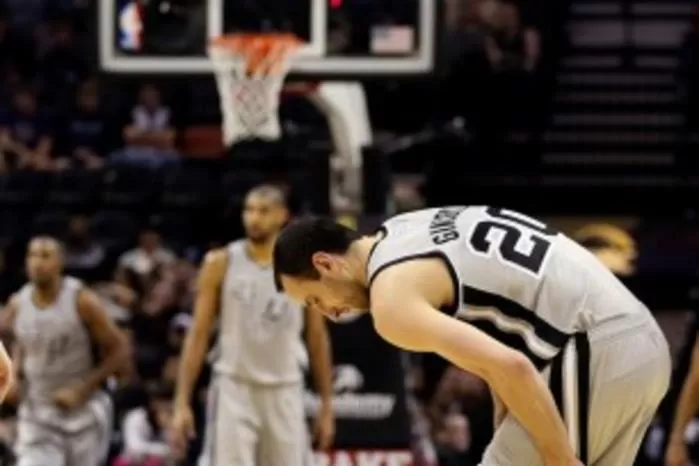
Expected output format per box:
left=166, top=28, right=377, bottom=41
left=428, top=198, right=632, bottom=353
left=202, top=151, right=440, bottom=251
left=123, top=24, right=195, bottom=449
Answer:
left=118, top=0, right=143, bottom=51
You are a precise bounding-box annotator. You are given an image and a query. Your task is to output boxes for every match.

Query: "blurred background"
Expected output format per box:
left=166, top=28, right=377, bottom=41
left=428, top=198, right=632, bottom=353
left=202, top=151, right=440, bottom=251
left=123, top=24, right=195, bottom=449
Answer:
left=0, top=0, right=697, bottom=465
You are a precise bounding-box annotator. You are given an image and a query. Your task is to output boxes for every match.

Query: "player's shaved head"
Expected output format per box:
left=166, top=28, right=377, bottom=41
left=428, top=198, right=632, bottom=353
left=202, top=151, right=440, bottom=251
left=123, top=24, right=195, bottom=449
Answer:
left=29, top=236, right=64, bottom=256
left=242, top=184, right=289, bottom=244
left=26, top=236, right=64, bottom=287
left=245, top=184, right=287, bottom=207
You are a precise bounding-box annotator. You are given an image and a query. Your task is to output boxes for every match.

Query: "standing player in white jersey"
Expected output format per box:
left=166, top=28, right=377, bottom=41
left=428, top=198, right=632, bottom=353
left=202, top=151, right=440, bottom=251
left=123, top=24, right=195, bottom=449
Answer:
left=3, top=236, right=128, bottom=466
left=171, top=185, right=335, bottom=466
left=273, top=206, right=672, bottom=466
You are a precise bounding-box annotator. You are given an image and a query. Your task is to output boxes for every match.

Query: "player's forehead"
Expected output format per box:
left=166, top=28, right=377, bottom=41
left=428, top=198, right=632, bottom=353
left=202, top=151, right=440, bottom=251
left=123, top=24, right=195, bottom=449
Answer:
left=244, top=194, right=276, bottom=210
left=28, top=239, right=59, bottom=255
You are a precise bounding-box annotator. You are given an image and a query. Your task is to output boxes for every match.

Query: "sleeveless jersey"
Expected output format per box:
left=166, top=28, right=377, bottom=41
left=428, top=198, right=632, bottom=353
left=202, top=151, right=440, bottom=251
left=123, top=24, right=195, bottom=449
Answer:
left=367, top=206, right=645, bottom=369
left=14, top=276, right=109, bottom=431
left=213, top=240, right=305, bottom=384
left=15, top=276, right=94, bottom=402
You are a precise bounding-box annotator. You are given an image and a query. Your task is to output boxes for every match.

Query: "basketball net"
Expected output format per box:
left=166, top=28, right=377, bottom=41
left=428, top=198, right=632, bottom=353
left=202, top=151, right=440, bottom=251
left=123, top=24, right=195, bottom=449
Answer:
left=208, top=34, right=301, bottom=146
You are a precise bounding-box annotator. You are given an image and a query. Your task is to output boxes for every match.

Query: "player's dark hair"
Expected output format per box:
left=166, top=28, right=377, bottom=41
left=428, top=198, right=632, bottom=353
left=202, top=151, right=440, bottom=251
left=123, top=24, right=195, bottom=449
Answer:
left=273, top=216, right=361, bottom=291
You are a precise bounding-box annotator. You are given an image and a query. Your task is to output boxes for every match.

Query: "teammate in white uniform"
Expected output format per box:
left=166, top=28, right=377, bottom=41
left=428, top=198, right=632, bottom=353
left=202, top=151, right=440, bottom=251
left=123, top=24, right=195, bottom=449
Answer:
left=4, top=236, right=128, bottom=466
left=274, top=206, right=672, bottom=466
left=171, top=185, right=334, bottom=466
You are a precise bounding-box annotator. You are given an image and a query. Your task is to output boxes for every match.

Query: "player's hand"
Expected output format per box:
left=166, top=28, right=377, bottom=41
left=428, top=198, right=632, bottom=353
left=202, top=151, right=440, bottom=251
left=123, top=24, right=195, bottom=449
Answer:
left=170, top=404, right=196, bottom=459
left=313, top=404, right=335, bottom=451
left=52, top=384, right=88, bottom=410
left=665, top=440, right=690, bottom=466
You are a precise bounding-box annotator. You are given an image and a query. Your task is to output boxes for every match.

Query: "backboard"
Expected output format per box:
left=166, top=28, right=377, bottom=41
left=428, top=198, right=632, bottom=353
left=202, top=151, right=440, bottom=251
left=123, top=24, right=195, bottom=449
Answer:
left=99, top=0, right=437, bottom=77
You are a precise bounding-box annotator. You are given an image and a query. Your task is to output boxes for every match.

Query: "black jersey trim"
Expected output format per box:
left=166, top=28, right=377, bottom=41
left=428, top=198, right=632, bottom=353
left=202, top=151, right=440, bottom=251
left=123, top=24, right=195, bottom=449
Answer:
left=467, top=319, right=549, bottom=369
left=368, top=251, right=461, bottom=316
left=461, top=285, right=569, bottom=349
left=366, top=226, right=388, bottom=267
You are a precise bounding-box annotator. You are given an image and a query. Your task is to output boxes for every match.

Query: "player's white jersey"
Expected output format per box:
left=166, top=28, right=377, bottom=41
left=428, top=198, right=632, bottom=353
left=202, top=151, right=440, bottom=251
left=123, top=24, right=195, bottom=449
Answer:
left=213, top=240, right=305, bottom=384
left=366, top=206, right=646, bottom=368
left=14, top=276, right=95, bottom=403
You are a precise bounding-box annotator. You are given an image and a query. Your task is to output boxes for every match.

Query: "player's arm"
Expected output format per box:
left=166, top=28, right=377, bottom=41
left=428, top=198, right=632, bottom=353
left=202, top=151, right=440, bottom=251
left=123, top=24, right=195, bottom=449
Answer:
left=174, top=249, right=227, bottom=409
left=305, top=305, right=335, bottom=449
left=305, top=306, right=333, bottom=408
left=668, top=336, right=699, bottom=447
left=370, top=259, right=578, bottom=466
left=0, top=295, right=22, bottom=404
left=76, top=288, right=130, bottom=395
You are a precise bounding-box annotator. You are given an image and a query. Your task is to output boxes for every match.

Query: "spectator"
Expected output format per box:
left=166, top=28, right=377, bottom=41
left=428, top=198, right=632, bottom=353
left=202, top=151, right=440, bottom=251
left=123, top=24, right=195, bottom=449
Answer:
left=0, top=9, right=35, bottom=78
left=110, top=84, right=179, bottom=169
left=0, top=86, right=53, bottom=171
left=484, top=1, right=540, bottom=75
left=114, top=383, right=175, bottom=466
left=115, top=228, right=176, bottom=290
left=56, top=81, right=113, bottom=170
left=62, top=214, right=106, bottom=280
left=482, top=0, right=541, bottom=138
left=38, top=17, right=87, bottom=106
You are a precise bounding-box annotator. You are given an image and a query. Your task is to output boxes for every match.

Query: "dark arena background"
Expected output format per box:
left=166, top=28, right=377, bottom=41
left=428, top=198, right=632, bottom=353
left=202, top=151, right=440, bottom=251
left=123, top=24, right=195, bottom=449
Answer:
left=0, top=0, right=696, bottom=465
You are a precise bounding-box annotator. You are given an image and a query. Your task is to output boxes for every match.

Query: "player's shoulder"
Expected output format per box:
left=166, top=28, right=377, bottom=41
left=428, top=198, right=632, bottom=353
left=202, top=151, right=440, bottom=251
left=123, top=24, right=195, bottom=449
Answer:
left=199, top=247, right=230, bottom=283
left=63, top=275, right=84, bottom=291
left=369, top=255, right=455, bottom=313
left=4, top=292, right=22, bottom=316
left=202, top=246, right=230, bottom=266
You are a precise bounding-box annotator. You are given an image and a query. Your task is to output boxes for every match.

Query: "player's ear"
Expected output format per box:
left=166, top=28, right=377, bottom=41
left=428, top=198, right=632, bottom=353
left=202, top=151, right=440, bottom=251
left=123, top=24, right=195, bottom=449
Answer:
left=311, top=252, right=334, bottom=276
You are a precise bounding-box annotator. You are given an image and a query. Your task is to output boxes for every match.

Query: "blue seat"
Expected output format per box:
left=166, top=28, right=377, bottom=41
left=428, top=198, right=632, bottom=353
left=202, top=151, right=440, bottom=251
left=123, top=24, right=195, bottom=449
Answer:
left=101, top=167, right=159, bottom=209
left=148, top=211, right=196, bottom=250
left=92, top=210, right=139, bottom=251
left=160, top=168, right=216, bottom=210
left=220, top=171, right=266, bottom=198
left=0, top=171, right=49, bottom=207
left=46, top=170, right=102, bottom=209
left=31, top=211, right=70, bottom=237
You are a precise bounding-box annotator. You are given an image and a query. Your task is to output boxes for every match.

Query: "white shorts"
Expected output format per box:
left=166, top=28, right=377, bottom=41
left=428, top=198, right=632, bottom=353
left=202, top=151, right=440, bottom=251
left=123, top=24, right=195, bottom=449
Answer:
left=480, top=314, right=671, bottom=466
left=15, top=392, right=113, bottom=466
left=199, top=375, right=311, bottom=466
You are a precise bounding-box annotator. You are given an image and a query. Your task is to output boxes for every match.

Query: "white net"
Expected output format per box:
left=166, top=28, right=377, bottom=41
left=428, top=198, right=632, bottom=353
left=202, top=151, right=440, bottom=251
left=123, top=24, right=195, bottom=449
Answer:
left=208, top=35, right=300, bottom=146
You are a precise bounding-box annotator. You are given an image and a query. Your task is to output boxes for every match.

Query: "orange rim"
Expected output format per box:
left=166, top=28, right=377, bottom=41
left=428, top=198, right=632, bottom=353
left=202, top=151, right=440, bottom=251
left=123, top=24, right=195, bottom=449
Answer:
left=210, top=34, right=302, bottom=76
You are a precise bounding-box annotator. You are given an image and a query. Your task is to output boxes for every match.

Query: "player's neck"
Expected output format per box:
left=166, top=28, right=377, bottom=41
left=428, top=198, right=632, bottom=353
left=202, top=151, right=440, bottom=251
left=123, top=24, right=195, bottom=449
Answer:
left=32, top=277, right=63, bottom=308
left=245, top=239, right=273, bottom=266
left=346, top=235, right=381, bottom=286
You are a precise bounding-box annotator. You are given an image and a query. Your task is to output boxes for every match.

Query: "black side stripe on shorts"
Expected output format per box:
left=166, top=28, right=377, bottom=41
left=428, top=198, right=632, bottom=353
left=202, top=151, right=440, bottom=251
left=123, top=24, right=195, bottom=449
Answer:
left=549, top=333, right=591, bottom=464
left=575, top=333, right=591, bottom=465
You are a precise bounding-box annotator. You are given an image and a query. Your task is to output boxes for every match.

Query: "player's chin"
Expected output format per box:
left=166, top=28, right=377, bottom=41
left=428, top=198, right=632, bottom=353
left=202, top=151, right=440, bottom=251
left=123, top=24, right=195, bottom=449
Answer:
left=246, top=232, right=268, bottom=243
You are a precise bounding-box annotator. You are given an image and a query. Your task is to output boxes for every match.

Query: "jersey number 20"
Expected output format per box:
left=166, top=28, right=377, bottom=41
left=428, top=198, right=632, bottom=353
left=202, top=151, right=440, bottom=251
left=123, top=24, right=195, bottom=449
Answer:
left=468, top=207, right=558, bottom=275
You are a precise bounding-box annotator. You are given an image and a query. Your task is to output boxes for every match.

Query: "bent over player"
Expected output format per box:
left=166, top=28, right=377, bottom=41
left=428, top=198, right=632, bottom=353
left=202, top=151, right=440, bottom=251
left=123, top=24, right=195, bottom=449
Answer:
left=4, top=236, right=128, bottom=466
left=273, top=206, right=671, bottom=466
left=171, top=185, right=334, bottom=466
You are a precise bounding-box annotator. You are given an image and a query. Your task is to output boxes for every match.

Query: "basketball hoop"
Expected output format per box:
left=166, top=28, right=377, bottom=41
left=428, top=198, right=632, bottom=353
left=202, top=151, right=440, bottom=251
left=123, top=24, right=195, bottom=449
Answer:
left=208, top=34, right=302, bottom=145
